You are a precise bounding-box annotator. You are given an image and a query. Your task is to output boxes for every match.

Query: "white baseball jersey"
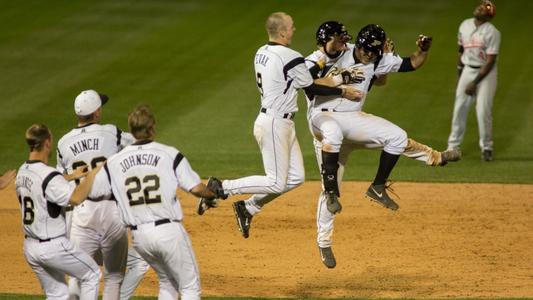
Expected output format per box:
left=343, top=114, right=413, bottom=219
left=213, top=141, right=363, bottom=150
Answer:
left=56, top=123, right=134, bottom=176
left=16, top=161, right=72, bottom=239
left=306, top=43, right=403, bottom=112
left=89, top=140, right=201, bottom=225
left=254, top=42, right=313, bottom=113
left=16, top=161, right=102, bottom=299
left=458, top=18, right=501, bottom=67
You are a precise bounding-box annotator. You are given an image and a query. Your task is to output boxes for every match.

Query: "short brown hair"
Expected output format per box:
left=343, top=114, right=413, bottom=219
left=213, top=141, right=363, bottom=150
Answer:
left=77, top=112, right=96, bottom=123
left=128, top=105, right=155, bottom=140
left=25, top=124, right=51, bottom=151
left=265, top=12, right=288, bottom=39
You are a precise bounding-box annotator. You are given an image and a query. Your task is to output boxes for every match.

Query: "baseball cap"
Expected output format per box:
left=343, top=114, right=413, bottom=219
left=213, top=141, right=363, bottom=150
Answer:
left=74, top=89, right=109, bottom=116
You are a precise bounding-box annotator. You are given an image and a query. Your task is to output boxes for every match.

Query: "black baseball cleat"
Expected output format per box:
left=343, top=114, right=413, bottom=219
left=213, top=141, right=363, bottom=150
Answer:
left=232, top=200, right=253, bottom=238
left=319, top=246, right=336, bottom=269
left=482, top=150, right=493, bottom=162
left=325, top=191, right=342, bottom=214
left=366, top=183, right=399, bottom=211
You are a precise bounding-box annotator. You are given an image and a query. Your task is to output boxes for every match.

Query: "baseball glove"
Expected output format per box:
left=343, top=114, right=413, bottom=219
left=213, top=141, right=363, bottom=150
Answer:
left=327, top=66, right=365, bottom=85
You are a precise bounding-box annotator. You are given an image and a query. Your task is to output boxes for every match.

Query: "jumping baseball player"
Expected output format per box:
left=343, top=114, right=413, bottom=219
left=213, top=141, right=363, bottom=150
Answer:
left=198, top=12, right=362, bottom=239
left=0, top=169, right=16, bottom=189
left=447, top=0, right=500, bottom=161
left=89, top=105, right=216, bottom=300
left=306, top=22, right=461, bottom=268
left=56, top=90, right=134, bottom=300
left=15, top=124, right=102, bottom=300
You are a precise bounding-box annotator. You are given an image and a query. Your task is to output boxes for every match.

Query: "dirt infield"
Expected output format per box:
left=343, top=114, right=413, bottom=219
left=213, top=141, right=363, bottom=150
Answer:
left=1, top=181, right=532, bottom=298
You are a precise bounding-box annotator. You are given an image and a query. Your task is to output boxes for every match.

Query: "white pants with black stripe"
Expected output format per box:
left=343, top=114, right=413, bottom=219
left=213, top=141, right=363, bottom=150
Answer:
left=132, top=221, right=199, bottom=300
left=24, top=236, right=100, bottom=300
left=221, top=112, right=305, bottom=215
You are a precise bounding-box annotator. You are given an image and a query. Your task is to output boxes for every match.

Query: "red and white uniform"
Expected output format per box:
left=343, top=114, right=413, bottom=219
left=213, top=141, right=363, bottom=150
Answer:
left=16, top=160, right=100, bottom=300
left=90, top=140, right=202, bottom=300
left=448, top=18, right=501, bottom=151
left=220, top=42, right=312, bottom=215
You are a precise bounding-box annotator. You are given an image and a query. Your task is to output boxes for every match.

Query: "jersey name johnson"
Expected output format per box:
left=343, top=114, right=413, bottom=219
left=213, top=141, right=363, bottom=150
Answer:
left=119, top=153, right=161, bottom=173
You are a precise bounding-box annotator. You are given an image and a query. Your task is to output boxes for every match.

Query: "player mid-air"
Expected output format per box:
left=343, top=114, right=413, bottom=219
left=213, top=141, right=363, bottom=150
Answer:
left=305, top=22, right=461, bottom=268
left=198, top=12, right=363, bottom=239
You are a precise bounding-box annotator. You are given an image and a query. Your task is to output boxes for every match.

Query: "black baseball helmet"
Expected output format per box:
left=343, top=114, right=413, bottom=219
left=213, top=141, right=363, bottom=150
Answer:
left=316, top=21, right=352, bottom=46
left=356, top=24, right=386, bottom=56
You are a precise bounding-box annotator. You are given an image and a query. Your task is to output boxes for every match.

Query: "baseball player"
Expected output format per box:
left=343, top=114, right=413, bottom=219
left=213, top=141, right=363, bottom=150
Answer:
left=306, top=22, right=460, bottom=268
left=447, top=0, right=500, bottom=161
left=89, top=105, right=216, bottom=300
left=198, top=12, right=362, bottom=238
left=56, top=90, right=134, bottom=300
left=15, top=124, right=102, bottom=300
left=0, top=169, right=16, bottom=189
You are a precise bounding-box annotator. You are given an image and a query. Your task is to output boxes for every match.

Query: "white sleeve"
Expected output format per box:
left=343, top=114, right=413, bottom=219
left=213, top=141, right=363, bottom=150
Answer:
left=119, top=129, right=135, bottom=150
left=288, top=58, right=314, bottom=89
left=88, top=166, right=113, bottom=200
left=174, top=155, right=201, bottom=192
left=485, top=28, right=500, bottom=55
left=55, top=149, right=66, bottom=173
left=44, top=173, right=74, bottom=207
left=375, top=53, right=403, bottom=75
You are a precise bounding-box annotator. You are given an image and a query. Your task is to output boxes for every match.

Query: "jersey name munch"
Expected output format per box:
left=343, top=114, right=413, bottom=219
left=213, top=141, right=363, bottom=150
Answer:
left=69, top=138, right=100, bottom=156
left=119, top=154, right=161, bottom=173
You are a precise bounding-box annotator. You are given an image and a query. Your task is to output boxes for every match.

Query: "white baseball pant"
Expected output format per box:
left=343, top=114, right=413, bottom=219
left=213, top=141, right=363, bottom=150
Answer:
left=309, top=109, right=441, bottom=247
left=68, top=201, right=128, bottom=300
left=119, top=247, right=151, bottom=300
left=24, top=236, right=101, bottom=300
left=132, top=221, right=199, bottom=300
left=222, top=112, right=305, bottom=215
left=448, top=65, right=497, bottom=151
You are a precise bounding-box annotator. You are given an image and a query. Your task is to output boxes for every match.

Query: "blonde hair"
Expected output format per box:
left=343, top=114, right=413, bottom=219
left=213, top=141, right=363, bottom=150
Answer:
left=25, top=124, right=51, bottom=151
left=265, top=12, right=288, bottom=39
left=128, top=105, right=156, bottom=140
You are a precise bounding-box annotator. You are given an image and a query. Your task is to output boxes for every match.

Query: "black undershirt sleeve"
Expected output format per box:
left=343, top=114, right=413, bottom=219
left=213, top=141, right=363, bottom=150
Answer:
left=398, top=57, right=415, bottom=72
left=308, top=63, right=322, bottom=79
left=303, top=83, right=343, bottom=96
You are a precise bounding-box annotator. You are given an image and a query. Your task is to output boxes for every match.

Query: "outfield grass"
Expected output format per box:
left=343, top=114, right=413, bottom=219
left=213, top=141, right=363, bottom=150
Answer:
left=0, top=1, right=532, bottom=185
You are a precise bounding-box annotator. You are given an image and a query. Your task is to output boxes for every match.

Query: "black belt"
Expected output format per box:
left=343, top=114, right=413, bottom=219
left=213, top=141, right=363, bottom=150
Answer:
left=466, top=65, right=481, bottom=69
left=260, top=108, right=295, bottom=120
left=129, top=219, right=178, bottom=230
left=87, top=195, right=116, bottom=202
left=25, top=235, right=62, bottom=243
left=321, top=108, right=337, bottom=112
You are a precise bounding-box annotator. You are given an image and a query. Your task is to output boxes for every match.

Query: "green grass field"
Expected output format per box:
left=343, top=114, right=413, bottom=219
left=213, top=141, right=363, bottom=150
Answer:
left=1, top=0, right=532, bottom=298
left=1, top=0, right=532, bottom=184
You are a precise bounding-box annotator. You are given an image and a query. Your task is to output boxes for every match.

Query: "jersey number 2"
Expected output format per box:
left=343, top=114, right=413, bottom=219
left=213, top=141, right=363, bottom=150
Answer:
left=125, top=175, right=162, bottom=206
